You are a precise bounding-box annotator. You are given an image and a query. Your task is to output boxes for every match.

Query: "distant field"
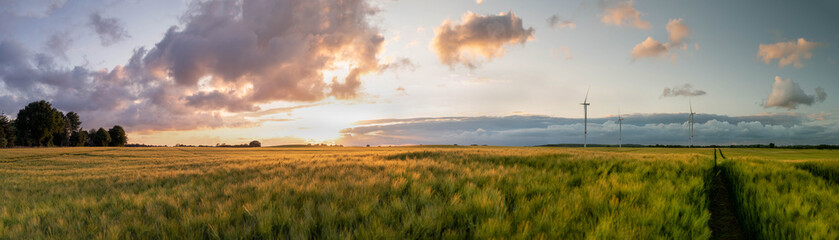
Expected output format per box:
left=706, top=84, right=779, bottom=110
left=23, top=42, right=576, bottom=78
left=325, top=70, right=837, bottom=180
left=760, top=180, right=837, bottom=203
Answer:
left=0, top=147, right=837, bottom=239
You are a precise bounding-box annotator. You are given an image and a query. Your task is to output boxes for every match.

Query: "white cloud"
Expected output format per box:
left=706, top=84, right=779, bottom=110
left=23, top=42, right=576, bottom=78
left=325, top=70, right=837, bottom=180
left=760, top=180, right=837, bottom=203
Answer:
left=662, top=84, right=706, bottom=97
left=764, top=76, right=826, bottom=110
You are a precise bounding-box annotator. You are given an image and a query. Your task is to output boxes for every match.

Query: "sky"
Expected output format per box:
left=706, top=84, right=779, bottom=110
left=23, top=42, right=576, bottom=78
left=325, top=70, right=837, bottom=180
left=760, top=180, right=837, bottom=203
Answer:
left=0, top=0, right=837, bottom=146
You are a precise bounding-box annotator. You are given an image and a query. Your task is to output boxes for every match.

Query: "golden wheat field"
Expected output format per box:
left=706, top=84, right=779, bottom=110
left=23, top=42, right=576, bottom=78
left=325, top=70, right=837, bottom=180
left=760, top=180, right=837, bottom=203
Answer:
left=1, top=146, right=838, bottom=239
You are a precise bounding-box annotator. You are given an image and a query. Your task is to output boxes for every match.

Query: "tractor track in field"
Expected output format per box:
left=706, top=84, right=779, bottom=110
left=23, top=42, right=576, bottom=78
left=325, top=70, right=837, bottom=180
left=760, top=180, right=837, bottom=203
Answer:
left=709, top=169, right=747, bottom=240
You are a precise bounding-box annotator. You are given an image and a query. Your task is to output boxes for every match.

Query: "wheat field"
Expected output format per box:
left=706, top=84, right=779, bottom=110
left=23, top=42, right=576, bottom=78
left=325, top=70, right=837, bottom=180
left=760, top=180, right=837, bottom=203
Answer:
left=1, top=147, right=837, bottom=239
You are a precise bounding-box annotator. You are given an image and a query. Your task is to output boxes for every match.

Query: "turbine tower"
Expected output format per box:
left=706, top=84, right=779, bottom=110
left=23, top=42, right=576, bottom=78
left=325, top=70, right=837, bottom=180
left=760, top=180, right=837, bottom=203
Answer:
left=688, top=100, right=696, bottom=147
left=618, top=109, right=624, bottom=148
left=581, top=88, right=590, bottom=148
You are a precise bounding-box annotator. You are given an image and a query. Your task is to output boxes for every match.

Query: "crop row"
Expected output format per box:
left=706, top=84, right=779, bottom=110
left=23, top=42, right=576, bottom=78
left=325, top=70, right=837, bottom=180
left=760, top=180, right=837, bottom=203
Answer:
left=721, top=158, right=839, bottom=239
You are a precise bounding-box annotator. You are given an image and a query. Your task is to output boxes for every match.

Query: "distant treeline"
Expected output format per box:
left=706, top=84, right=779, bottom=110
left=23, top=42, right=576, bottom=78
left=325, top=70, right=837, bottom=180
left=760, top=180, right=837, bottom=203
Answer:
left=538, top=143, right=839, bottom=149
left=171, top=141, right=262, bottom=148
left=0, top=100, right=127, bottom=148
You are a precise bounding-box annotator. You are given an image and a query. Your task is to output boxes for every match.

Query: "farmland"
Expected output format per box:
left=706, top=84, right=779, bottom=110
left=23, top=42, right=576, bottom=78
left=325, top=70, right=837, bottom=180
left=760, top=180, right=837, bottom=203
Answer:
left=0, top=147, right=837, bottom=239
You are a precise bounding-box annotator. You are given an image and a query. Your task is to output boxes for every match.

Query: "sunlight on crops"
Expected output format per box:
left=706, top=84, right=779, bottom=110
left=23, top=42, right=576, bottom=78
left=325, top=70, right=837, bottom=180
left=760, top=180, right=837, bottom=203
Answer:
left=0, top=147, right=720, bottom=239
left=1, top=147, right=837, bottom=239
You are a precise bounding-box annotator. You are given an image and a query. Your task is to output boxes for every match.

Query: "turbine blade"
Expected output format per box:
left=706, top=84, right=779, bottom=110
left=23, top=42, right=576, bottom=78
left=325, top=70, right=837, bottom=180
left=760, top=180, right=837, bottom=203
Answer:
left=690, top=99, right=693, bottom=113
left=584, top=87, right=590, bottom=103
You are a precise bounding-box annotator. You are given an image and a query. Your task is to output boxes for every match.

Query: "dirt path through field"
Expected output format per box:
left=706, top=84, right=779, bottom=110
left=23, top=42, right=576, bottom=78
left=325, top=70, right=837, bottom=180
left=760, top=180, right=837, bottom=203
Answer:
left=709, top=169, right=747, bottom=240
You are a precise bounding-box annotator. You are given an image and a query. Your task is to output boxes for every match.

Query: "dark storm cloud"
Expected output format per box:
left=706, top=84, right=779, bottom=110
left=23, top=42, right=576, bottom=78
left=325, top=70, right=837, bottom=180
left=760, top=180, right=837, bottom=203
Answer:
left=0, top=0, right=390, bottom=132
left=89, top=12, right=130, bottom=46
left=338, top=113, right=835, bottom=146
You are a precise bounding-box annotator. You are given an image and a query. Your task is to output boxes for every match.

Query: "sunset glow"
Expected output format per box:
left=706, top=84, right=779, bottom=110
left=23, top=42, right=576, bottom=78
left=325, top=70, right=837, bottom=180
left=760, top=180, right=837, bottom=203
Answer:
left=1, top=0, right=837, bottom=146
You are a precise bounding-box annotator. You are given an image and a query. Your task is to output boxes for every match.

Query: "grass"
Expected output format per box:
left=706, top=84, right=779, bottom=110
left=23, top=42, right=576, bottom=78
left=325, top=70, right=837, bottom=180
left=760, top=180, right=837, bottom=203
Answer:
left=1, top=147, right=717, bottom=239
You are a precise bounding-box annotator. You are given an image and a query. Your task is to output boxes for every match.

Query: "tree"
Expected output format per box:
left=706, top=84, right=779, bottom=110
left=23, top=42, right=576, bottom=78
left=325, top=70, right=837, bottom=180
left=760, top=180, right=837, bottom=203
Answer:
left=69, top=130, right=88, bottom=147
left=0, top=114, right=14, bottom=148
left=86, top=129, right=97, bottom=146
left=92, top=128, right=111, bottom=147
left=769, top=143, right=776, bottom=148
left=108, top=125, right=127, bottom=146
left=249, top=140, right=261, bottom=147
left=53, top=112, right=70, bottom=146
left=14, top=100, right=66, bottom=146
left=65, top=112, right=82, bottom=131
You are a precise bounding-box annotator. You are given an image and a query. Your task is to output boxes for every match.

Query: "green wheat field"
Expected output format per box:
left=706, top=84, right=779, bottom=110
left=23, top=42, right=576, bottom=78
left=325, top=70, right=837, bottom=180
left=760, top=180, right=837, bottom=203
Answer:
left=1, top=147, right=837, bottom=239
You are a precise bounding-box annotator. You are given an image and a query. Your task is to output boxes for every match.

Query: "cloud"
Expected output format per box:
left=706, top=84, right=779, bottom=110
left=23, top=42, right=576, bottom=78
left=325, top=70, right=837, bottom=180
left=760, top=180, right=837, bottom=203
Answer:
left=599, top=0, right=650, bottom=29
left=339, top=113, right=838, bottom=146
left=631, top=37, right=667, bottom=59
left=552, top=46, right=573, bottom=60
left=44, top=30, right=72, bottom=60
left=547, top=15, right=575, bottom=29
left=88, top=12, right=130, bottom=46
left=661, top=84, right=706, bottom=97
left=758, top=38, right=821, bottom=68
left=632, top=18, right=692, bottom=60
left=431, top=11, right=534, bottom=69
left=0, top=0, right=389, bottom=132
left=764, top=76, right=826, bottom=110
left=665, top=18, right=690, bottom=48
left=0, top=0, right=66, bottom=18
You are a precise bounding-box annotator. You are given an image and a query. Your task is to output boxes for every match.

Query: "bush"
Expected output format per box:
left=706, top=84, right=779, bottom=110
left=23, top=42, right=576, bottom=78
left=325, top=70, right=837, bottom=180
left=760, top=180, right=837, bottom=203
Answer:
left=249, top=140, right=261, bottom=147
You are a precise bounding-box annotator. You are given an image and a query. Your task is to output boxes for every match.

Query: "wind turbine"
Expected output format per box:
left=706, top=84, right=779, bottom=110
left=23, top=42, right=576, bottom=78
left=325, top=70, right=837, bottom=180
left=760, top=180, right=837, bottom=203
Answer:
left=688, top=100, right=696, bottom=147
left=618, top=109, right=624, bottom=148
left=581, top=88, right=590, bottom=147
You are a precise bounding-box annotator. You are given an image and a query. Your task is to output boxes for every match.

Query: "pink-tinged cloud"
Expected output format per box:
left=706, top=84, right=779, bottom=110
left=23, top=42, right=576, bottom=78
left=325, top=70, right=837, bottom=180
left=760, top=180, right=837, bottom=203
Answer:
left=632, top=19, right=692, bottom=60
left=0, top=0, right=388, bottom=132
left=431, top=11, right=534, bottom=69
left=600, top=0, right=650, bottom=29
left=665, top=18, right=690, bottom=48
left=758, top=38, right=821, bottom=68
left=764, top=76, right=826, bottom=110
left=631, top=37, right=667, bottom=59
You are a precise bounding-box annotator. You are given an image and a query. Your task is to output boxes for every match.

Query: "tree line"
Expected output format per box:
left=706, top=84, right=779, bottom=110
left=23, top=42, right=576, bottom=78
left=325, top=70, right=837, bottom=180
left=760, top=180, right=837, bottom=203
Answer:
left=0, top=100, right=127, bottom=148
